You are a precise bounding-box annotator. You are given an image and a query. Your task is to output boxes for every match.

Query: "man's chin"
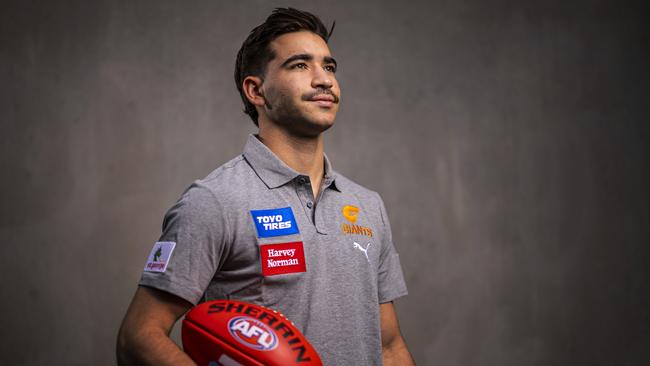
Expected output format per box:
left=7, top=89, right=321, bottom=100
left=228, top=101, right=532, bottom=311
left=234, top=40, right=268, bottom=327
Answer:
left=266, top=111, right=336, bottom=138
left=293, top=120, right=335, bottom=138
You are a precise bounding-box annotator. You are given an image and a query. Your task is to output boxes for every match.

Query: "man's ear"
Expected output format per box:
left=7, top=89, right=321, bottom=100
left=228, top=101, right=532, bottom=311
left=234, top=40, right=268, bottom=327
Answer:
left=242, top=76, right=266, bottom=107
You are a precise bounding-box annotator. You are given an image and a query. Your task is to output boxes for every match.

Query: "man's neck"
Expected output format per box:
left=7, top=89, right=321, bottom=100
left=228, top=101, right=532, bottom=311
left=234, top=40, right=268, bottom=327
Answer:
left=257, top=125, right=325, bottom=199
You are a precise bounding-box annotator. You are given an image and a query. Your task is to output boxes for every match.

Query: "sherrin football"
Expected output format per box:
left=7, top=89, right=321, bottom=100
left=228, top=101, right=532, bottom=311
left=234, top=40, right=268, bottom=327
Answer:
left=182, top=299, right=323, bottom=366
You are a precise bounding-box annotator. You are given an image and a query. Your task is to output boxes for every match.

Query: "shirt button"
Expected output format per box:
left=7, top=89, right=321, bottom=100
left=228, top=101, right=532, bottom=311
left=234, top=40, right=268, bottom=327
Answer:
left=306, top=201, right=313, bottom=209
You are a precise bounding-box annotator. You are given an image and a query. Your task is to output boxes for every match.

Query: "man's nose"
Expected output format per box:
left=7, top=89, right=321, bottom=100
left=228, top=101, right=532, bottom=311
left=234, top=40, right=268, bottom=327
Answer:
left=311, top=67, right=333, bottom=89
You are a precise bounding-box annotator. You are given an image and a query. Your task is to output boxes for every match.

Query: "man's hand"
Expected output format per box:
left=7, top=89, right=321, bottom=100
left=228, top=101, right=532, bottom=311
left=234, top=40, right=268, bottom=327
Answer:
left=380, top=302, right=415, bottom=366
left=116, top=286, right=196, bottom=366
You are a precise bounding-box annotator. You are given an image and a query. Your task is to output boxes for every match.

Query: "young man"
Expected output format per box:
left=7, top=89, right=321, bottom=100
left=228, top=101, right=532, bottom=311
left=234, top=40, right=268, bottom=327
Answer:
left=117, top=8, right=414, bottom=366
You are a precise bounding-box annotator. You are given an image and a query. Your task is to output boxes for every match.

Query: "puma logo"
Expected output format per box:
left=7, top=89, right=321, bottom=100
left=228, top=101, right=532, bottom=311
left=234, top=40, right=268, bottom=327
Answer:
left=353, top=242, right=371, bottom=262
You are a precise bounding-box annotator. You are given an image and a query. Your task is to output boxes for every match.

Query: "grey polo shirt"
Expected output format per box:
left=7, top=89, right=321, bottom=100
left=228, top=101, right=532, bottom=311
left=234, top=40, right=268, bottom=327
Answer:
left=140, top=134, right=408, bottom=366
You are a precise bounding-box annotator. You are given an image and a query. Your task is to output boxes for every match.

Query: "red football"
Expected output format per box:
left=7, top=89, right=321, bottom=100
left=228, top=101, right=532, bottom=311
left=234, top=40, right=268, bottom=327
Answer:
left=182, top=300, right=323, bottom=366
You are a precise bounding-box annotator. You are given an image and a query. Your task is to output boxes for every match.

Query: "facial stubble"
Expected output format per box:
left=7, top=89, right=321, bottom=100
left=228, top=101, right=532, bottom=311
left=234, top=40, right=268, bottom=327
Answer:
left=262, top=86, right=337, bottom=138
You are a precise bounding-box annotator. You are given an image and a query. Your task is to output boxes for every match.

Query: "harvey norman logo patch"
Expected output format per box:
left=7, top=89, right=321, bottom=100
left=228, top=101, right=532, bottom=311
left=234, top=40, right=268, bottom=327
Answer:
left=144, top=241, right=176, bottom=272
left=250, top=207, right=299, bottom=238
left=260, top=242, right=306, bottom=276
left=341, top=205, right=373, bottom=237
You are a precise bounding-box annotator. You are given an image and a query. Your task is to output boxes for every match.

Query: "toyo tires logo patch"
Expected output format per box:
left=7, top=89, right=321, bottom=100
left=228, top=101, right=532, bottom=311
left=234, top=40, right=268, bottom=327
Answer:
left=228, top=316, right=279, bottom=351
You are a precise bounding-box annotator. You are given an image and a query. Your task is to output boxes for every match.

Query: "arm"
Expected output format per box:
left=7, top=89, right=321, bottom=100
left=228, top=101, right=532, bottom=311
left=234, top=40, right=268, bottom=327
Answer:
left=116, top=286, right=196, bottom=366
left=380, top=302, right=415, bottom=366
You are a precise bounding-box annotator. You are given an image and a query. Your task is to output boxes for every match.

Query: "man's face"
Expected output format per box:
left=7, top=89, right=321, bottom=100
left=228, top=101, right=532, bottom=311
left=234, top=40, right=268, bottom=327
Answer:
left=259, top=31, right=340, bottom=137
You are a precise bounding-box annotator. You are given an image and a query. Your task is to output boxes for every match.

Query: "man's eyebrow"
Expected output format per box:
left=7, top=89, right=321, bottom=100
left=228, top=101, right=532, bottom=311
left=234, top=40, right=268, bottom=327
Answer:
left=281, top=54, right=313, bottom=67
left=280, top=54, right=338, bottom=68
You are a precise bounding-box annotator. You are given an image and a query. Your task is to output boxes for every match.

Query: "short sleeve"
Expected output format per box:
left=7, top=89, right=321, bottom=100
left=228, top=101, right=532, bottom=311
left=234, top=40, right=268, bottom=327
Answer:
left=375, top=192, right=408, bottom=303
left=139, top=182, right=230, bottom=305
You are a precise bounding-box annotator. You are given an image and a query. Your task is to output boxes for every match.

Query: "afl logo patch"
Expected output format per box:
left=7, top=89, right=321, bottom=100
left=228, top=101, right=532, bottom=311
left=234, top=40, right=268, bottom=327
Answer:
left=228, top=316, right=279, bottom=351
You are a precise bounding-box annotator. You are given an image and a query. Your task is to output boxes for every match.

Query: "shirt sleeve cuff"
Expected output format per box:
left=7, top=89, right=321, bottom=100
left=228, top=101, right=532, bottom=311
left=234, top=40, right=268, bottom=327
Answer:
left=138, top=275, right=204, bottom=305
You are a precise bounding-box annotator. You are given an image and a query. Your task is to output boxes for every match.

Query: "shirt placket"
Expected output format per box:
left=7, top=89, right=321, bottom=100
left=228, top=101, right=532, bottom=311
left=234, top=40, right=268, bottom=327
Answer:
left=294, top=175, right=315, bottom=224
left=294, top=176, right=334, bottom=235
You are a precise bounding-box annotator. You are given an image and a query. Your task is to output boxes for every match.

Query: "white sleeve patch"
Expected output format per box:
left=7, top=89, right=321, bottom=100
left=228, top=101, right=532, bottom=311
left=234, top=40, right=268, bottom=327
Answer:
left=144, top=241, right=176, bottom=273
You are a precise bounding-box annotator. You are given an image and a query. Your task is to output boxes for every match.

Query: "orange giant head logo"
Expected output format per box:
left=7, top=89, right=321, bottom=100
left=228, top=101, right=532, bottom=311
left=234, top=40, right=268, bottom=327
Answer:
left=342, top=205, right=359, bottom=223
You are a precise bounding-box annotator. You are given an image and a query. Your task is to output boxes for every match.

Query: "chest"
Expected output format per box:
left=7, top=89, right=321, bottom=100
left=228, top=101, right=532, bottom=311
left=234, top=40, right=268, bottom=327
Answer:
left=221, top=184, right=383, bottom=283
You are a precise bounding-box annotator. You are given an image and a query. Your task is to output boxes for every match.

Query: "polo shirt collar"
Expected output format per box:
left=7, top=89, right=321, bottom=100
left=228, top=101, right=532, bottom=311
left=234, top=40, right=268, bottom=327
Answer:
left=323, top=152, right=340, bottom=192
left=243, top=134, right=340, bottom=191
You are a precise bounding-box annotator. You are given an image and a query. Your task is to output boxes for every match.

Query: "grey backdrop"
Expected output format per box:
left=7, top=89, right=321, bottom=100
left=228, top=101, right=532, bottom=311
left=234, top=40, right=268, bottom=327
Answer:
left=1, top=1, right=648, bottom=365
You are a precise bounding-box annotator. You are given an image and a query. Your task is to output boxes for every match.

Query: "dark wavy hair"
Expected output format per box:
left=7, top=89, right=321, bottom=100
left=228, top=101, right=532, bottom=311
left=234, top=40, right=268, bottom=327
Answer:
left=234, top=8, right=334, bottom=126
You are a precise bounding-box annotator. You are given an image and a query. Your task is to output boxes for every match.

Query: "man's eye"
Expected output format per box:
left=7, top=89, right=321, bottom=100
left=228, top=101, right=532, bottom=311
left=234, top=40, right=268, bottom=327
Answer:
left=291, top=63, right=308, bottom=69
left=325, top=65, right=337, bottom=73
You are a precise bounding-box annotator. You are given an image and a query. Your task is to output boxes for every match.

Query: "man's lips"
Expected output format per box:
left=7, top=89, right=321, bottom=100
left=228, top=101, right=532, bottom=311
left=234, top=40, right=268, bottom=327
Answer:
left=310, top=95, right=335, bottom=102
left=304, top=93, right=339, bottom=106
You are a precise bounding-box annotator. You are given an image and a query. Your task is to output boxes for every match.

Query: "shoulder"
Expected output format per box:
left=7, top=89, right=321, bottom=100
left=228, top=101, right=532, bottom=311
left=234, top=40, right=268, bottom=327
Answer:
left=161, top=155, right=253, bottom=235
left=185, top=154, right=258, bottom=199
left=167, top=155, right=252, bottom=215
left=200, top=155, right=250, bottom=189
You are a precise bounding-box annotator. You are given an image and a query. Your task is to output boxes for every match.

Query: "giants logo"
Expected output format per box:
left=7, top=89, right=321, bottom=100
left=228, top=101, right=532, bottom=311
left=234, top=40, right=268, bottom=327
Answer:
left=342, top=205, right=359, bottom=223
left=228, top=316, right=279, bottom=351
left=341, top=205, right=373, bottom=238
